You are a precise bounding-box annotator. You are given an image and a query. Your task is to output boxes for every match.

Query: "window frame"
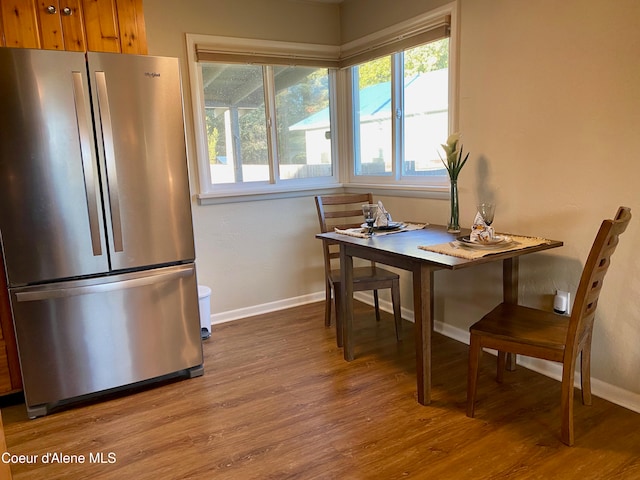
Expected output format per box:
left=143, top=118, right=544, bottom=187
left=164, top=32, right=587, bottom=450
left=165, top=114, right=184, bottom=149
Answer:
left=342, top=2, right=458, bottom=196
left=186, top=34, right=342, bottom=203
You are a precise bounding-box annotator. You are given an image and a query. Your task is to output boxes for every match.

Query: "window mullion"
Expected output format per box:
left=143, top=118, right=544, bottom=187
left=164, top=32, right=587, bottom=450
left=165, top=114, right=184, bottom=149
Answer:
left=229, top=107, right=244, bottom=183
left=327, top=69, right=341, bottom=183
left=392, top=53, right=404, bottom=181
left=351, top=67, right=362, bottom=177
left=263, top=66, right=279, bottom=184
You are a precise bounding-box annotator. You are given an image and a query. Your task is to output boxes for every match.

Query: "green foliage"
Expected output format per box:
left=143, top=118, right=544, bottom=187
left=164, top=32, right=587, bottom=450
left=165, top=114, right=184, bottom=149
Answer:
left=404, top=38, right=449, bottom=76
left=358, top=38, right=448, bottom=89
left=358, top=57, right=391, bottom=88
left=239, top=108, right=269, bottom=165
left=205, top=109, right=221, bottom=165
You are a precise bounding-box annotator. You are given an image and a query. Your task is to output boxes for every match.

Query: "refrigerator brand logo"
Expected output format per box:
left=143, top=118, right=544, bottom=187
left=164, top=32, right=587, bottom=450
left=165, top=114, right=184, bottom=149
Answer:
left=144, top=72, right=161, bottom=78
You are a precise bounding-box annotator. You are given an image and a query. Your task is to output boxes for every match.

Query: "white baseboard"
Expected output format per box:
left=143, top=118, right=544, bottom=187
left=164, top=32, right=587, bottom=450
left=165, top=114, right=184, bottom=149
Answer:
left=210, top=292, right=325, bottom=325
left=391, top=296, right=640, bottom=415
left=210, top=291, right=640, bottom=414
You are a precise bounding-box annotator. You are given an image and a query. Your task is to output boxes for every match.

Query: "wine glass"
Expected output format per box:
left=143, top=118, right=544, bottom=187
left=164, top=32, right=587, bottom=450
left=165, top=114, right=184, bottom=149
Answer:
left=362, top=204, right=378, bottom=235
left=477, top=203, right=496, bottom=226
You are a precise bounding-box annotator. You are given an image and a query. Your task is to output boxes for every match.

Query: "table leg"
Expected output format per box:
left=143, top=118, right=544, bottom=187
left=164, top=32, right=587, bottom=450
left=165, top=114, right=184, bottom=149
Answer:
left=503, top=257, right=519, bottom=304
left=503, top=257, right=519, bottom=370
left=413, top=263, right=434, bottom=405
left=340, top=246, right=355, bottom=362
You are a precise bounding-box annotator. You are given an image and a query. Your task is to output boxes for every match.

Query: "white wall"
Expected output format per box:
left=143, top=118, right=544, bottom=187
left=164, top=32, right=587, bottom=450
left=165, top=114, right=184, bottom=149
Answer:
left=457, top=0, right=640, bottom=397
left=142, top=0, right=640, bottom=405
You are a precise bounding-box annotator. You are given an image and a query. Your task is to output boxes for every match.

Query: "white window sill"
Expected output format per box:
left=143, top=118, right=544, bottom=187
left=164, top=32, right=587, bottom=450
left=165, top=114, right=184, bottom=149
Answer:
left=196, top=181, right=449, bottom=205
left=196, top=183, right=344, bottom=205
left=344, top=182, right=450, bottom=200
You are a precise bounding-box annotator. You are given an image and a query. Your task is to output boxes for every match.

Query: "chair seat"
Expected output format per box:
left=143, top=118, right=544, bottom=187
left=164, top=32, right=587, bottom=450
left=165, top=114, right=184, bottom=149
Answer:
left=470, top=303, right=569, bottom=355
left=329, top=266, right=399, bottom=285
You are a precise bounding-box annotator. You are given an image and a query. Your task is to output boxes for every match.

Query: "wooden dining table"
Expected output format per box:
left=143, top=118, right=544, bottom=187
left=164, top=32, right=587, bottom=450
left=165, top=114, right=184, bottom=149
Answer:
left=316, top=224, right=563, bottom=406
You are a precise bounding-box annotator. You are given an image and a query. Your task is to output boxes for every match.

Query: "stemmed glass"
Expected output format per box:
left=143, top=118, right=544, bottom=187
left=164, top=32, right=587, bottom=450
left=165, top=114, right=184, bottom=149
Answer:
left=477, top=203, right=496, bottom=227
left=362, top=204, right=378, bottom=235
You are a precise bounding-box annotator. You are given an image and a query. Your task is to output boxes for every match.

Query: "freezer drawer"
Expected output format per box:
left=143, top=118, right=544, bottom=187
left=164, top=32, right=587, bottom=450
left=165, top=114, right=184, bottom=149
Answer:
left=10, top=264, right=203, bottom=417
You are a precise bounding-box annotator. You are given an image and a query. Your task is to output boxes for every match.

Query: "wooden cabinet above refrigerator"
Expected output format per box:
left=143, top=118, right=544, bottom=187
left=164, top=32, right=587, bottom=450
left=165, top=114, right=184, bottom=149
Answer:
left=0, top=0, right=147, bottom=54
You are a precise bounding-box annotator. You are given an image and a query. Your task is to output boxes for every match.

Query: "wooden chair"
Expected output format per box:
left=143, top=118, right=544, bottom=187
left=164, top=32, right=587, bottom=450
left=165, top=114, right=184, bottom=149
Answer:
left=315, top=193, right=402, bottom=347
left=466, top=206, right=631, bottom=446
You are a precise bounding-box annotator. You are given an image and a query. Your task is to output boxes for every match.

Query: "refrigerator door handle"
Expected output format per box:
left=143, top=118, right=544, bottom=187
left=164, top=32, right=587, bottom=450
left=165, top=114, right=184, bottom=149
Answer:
left=72, top=71, right=103, bottom=257
left=14, top=265, right=193, bottom=302
left=95, top=71, right=124, bottom=252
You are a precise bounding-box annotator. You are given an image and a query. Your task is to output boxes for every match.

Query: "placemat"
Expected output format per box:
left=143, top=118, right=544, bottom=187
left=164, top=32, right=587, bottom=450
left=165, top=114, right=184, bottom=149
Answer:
left=335, top=222, right=427, bottom=238
left=418, top=234, right=553, bottom=259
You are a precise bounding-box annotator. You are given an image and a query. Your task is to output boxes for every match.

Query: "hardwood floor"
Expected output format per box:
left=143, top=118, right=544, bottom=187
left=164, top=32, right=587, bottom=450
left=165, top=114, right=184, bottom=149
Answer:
left=2, top=301, right=640, bottom=479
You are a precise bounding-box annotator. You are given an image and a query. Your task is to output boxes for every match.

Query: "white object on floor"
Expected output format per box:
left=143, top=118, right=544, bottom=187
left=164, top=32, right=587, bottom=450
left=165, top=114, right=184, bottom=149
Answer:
left=198, top=285, right=212, bottom=339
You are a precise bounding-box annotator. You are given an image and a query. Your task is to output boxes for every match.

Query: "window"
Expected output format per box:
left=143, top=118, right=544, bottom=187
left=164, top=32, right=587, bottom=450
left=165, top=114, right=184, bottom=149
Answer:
left=187, top=3, right=456, bottom=200
left=187, top=35, right=340, bottom=199
left=273, top=66, right=333, bottom=181
left=344, top=5, right=456, bottom=191
left=353, top=56, right=393, bottom=176
left=402, top=40, right=450, bottom=178
left=203, top=63, right=270, bottom=184
left=201, top=64, right=333, bottom=185
left=351, top=37, right=450, bottom=184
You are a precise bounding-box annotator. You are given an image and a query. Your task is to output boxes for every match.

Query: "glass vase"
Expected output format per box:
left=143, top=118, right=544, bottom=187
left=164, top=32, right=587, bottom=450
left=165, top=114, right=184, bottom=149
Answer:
left=447, top=178, right=461, bottom=233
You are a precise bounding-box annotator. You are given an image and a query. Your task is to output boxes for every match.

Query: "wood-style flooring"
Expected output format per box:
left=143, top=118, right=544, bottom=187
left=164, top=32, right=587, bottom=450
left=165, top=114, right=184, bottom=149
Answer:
left=2, top=301, right=640, bottom=479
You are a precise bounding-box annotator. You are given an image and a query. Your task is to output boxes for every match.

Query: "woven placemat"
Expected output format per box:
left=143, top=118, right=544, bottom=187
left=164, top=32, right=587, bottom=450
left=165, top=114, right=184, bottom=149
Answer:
left=418, top=234, right=552, bottom=259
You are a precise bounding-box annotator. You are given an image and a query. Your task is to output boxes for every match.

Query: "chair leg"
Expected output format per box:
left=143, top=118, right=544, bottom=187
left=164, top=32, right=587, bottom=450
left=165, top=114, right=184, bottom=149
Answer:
left=467, top=334, right=483, bottom=418
left=373, top=290, right=381, bottom=322
left=391, top=279, right=402, bottom=341
left=560, top=358, right=577, bottom=446
left=496, top=351, right=507, bottom=383
left=581, top=341, right=593, bottom=406
left=325, top=281, right=333, bottom=327
left=334, top=287, right=343, bottom=348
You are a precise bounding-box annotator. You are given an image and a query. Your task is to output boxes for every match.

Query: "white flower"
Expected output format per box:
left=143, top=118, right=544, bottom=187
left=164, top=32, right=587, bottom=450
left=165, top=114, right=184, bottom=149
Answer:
left=439, top=132, right=469, bottom=181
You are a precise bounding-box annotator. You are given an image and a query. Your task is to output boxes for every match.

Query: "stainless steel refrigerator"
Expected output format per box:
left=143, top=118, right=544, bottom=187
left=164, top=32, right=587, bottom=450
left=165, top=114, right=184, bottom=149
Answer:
left=0, top=47, right=204, bottom=418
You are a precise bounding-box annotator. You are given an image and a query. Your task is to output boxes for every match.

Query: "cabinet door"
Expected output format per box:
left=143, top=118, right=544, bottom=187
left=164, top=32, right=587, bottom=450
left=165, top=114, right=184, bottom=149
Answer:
left=82, top=0, right=120, bottom=53
left=0, top=0, right=41, bottom=48
left=36, top=1, right=64, bottom=50
left=2, top=0, right=85, bottom=51
left=1, top=0, right=145, bottom=54
left=115, top=0, right=147, bottom=54
left=0, top=7, right=5, bottom=46
left=60, top=0, right=87, bottom=51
